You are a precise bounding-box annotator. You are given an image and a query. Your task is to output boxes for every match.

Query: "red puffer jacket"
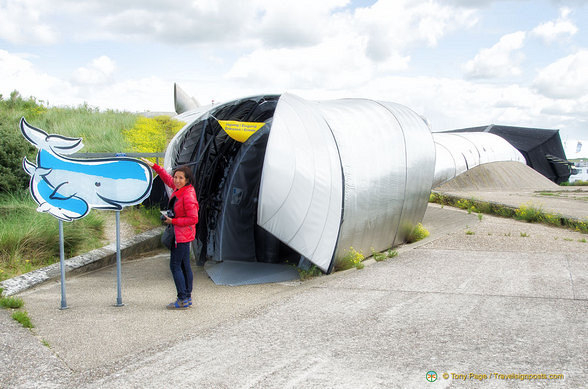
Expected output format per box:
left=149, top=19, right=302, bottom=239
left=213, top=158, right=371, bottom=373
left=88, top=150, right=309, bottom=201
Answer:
left=153, top=164, right=199, bottom=243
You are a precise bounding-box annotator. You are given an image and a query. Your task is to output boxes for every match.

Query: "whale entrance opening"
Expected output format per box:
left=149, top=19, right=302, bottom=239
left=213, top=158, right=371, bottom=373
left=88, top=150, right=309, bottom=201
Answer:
left=169, top=95, right=300, bottom=269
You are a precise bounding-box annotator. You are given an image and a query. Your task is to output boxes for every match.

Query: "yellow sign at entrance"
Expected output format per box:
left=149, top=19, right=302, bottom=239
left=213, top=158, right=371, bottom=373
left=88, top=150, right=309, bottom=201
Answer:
left=217, top=120, right=265, bottom=143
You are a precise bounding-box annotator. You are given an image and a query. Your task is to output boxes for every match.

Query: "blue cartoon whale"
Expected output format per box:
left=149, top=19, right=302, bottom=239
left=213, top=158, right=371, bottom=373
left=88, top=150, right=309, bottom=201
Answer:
left=21, top=118, right=153, bottom=222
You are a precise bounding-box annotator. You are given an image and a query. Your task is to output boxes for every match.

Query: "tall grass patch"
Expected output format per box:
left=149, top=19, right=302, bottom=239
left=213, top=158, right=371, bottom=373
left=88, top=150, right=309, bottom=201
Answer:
left=31, top=104, right=137, bottom=153
left=0, top=190, right=105, bottom=281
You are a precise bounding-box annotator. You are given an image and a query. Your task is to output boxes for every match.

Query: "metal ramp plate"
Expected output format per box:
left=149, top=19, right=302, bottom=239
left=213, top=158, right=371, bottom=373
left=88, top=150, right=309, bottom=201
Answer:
left=204, top=260, right=300, bottom=286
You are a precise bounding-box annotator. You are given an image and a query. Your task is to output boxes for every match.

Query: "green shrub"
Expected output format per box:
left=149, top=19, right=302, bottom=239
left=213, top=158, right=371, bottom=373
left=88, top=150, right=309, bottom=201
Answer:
left=124, top=116, right=184, bottom=157
left=0, top=92, right=38, bottom=193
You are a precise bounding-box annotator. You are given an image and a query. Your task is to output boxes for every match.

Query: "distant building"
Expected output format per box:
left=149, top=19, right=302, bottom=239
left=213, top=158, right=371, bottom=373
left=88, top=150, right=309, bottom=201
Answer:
left=569, top=160, right=588, bottom=183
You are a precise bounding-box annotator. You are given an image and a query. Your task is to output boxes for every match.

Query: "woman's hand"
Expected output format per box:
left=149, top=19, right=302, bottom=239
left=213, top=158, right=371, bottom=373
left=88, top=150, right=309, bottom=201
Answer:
left=163, top=215, right=173, bottom=224
left=140, top=157, right=154, bottom=168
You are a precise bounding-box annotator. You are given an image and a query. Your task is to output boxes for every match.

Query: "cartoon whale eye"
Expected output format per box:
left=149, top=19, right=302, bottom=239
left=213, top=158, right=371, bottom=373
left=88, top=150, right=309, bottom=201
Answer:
left=95, top=182, right=101, bottom=187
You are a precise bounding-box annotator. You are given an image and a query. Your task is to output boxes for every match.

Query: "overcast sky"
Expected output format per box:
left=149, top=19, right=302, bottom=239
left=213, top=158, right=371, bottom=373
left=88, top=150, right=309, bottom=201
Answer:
left=1, top=0, right=587, bottom=152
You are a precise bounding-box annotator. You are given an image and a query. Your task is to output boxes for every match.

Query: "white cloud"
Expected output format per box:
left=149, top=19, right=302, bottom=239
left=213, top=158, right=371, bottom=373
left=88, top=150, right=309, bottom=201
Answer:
left=255, top=0, right=349, bottom=48
left=533, top=50, right=588, bottom=99
left=354, top=0, right=476, bottom=61
left=0, top=0, right=58, bottom=44
left=0, top=49, right=73, bottom=104
left=532, top=7, right=578, bottom=44
left=72, top=56, right=117, bottom=85
left=463, top=31, right=526, bottom=79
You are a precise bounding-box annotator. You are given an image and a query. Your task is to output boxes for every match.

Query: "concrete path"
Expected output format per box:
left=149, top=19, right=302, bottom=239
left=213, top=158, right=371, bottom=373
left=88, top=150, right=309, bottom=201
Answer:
left=1, top=204, right=586, bottom=388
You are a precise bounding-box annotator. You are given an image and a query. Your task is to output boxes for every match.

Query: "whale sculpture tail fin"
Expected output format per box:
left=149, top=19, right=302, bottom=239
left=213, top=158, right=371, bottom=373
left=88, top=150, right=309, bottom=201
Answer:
left=20, top=117, right=84, bottom=155
left=22, top=156, right=52, bottom=177
left=22, top=157, right=36, bottom=176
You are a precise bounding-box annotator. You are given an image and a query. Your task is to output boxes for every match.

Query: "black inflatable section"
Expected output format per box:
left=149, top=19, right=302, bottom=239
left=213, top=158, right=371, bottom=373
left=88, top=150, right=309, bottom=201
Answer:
left=167, top=95, right=295, bottom=264
left=446, top=124, right=573, bottom=184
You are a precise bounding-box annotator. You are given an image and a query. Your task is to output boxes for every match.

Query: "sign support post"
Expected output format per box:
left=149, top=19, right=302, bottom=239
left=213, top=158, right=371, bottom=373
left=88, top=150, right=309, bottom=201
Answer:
left=58, top=220, right=68, bottom=310
left=115, top=210, right=124, bottom=307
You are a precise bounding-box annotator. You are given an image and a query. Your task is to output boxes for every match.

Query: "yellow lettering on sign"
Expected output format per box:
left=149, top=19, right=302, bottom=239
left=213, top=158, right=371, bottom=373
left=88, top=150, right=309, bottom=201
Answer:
left=217, top=120, right=265, bottom=143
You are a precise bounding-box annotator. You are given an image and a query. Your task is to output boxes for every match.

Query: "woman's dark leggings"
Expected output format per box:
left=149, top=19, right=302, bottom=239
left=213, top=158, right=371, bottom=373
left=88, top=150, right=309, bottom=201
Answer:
left=170, top=242, right=193, bottom=300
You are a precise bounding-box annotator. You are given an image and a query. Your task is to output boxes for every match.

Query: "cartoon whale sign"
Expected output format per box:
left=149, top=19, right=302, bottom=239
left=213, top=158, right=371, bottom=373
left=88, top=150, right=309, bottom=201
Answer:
left=20, top=118, right=153, bottom=222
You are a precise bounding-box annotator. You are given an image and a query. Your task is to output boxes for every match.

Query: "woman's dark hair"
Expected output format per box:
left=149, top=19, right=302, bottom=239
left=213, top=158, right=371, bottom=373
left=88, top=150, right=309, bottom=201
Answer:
left=172, top=165, right=193, bottom=186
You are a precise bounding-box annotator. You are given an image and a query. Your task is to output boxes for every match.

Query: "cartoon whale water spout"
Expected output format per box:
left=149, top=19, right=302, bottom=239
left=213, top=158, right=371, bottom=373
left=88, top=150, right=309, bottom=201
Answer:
left=21, top=118, right=153, bottom=222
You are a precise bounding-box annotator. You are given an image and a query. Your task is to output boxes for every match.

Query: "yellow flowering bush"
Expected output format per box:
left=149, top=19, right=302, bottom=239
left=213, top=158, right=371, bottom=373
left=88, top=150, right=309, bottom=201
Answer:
left=124, top=115, right=184, bottom=156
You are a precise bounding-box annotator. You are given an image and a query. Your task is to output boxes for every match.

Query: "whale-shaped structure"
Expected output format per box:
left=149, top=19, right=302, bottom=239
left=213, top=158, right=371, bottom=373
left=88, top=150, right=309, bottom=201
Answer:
left=21, top=118, right=153, bottom=222
left=163, top=92, right=527, bottom=275
left=164, top=93, right=438, bottom=272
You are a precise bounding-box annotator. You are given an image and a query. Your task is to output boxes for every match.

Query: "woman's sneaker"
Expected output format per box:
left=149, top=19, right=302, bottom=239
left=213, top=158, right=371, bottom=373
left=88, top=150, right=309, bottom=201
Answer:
left=187, top=297, right=192, bottom=307
left=166, top=299, right=189, bottom=310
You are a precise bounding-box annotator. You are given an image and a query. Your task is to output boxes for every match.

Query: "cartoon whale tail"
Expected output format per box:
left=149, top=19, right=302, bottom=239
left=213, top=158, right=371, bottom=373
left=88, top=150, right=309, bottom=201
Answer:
left=22, top=156, right=51, bottom=177
left=20, top=117, right=84, bottom=155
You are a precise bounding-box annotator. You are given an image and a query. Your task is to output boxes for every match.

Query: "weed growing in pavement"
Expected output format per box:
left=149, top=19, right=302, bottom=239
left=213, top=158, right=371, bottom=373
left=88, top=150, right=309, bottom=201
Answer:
left=520, top=232, right=530, bottom=237
left=478, top=213, right=483, bottom=222
left=0, top=287, right=24, bottom=308
left=336, top=247, right=365, bottom=271
left=465, top=230, right=475, bottom=235
left=298, top=265, right=323, bottom=280
left=11, top=310, right=33, bottom=328
left=407, top=223, right=430, bottom=243
left=0, top=295, right=24, bottom=309
left=579, top=238, right=587, bottom=243
left=372, top=249, right=387, bottom=262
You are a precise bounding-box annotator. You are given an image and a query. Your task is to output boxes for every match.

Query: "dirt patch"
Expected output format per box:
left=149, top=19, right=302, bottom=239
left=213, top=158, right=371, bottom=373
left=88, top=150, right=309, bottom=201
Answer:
left=101, top=211, right=137, bottom=245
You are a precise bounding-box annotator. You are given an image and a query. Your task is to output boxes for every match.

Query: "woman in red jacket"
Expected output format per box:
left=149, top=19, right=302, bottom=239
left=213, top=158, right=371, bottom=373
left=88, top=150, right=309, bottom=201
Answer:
left=142, top=158, right=199, bottom=310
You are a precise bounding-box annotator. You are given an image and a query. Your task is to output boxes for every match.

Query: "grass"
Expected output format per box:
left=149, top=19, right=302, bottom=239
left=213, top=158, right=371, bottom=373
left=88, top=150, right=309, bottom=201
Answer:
left=298, top=265, right=323, bottom=280
left=561, top=180, right=588, bottom=186
left=27, top=105, right=137, bottom=153
left=11, top=310, right=33, bottom=328
left=0, top=198, right=162, bottom=281
left=0, top=295, right=24, bottom=309
left=0, top=190, right=107, bottom=281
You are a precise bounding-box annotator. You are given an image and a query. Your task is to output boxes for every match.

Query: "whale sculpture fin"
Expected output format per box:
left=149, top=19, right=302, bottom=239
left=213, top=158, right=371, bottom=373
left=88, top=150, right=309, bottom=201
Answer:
left=20, top=117, right=84, bottom=154
left=22, top=157, right=52, bottom=177
left=49, top=182, right=76, bottom=200
left=22, top=157, right=36, bottom=176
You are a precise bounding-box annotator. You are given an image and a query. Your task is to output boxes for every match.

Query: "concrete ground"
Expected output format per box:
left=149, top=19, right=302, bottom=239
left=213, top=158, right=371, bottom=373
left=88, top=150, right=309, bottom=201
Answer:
left=0, top=198, right=586, bottom=388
